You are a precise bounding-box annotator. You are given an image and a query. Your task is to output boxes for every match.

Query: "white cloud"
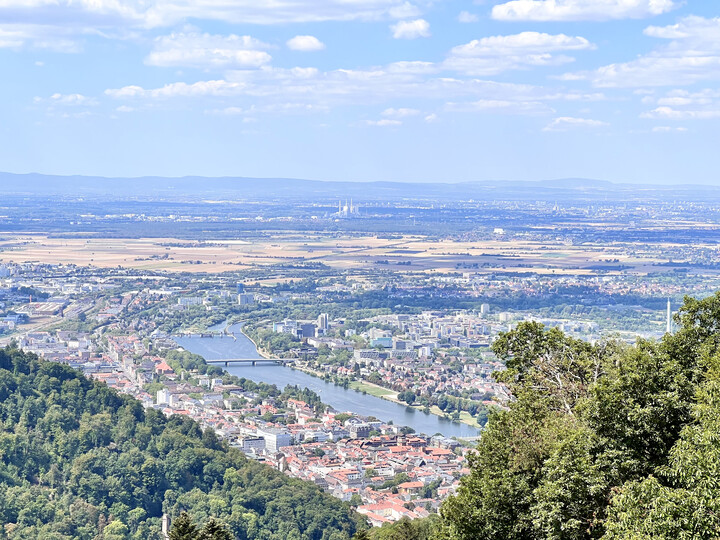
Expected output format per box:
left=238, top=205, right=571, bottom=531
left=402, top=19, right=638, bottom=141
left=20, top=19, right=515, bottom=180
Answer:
left=107, top=67, right=589, bottom=106
left=35, top=92, right=97, bottom=107
left=643, top=16, right=720, bottom=40
left=543, top=116, right=609, bottom=131
left=49, top=92, right=95, bottom=105
left=287, top=35, right=326, bottom=51
left=424, top=113, right=438, bottom=122
left=381, top=107, right=420, bottom=117
left=655, top=96, right=703, bottom=106
left=0, top=0, right=426, bottom=29
left=0, top=24, right=81, bottom=52
left=391, top=19, right=430, bottom=39
left=388, top=2, right=422, bottom=19
left=206, top=103, right=327, bottom=116
left=576, top=58, right=720, bottom=88
left=492, top=0, right=676, bottom=22
left=262, top=102, right=330, bottom=113
left=641, top=106, right=720, bottom=120
left=451, top=32, right=593, bottom=55
left=458, top=11, right=479, bottom=23
left=447, top=99, right=553, bottom=115
left=0, top=27, right=27, bottom=49
left=57, top=110, right=92, bottom=119
left=386, top=61, right=437, bottom=74
left=146, top=32, right=271, bottom=69
left=652, top=125, right=687, bottom=132
left=34, top=91, right=98, bottom=117
left=366, top=118, right=402, bottom=126
left=444, top=32, right=594, bottom=76
left=104, top=59, right=606, bottom=121
left=206, top=106, right=246, bottom=115
left=0, top=0, right=429, bottom=56
left=106, top=80, right=248, bottom=99
left=564, top=16, right=720, bottom=87
left=646, top=89, right=720, bottom=108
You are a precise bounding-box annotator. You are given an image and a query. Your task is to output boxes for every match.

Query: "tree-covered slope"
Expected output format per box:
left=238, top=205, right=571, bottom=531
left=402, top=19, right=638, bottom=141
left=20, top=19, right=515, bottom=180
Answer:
left=0, top=346, right=362, bottom=540
left=438, top=293, right=720, bottom=540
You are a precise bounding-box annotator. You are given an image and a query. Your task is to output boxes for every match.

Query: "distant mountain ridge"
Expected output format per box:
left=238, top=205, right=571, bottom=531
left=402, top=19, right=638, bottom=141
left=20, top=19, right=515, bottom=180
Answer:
left=0, top=172, right=714, bottom=202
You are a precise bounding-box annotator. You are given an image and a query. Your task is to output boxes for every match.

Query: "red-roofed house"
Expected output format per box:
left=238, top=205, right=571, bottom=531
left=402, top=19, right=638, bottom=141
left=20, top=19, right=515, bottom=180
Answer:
left=155, top=360, right=174, bottom=375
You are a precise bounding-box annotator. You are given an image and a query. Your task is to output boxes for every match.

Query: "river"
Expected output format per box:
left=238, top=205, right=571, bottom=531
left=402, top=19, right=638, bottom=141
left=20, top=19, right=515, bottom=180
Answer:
left=173, top=322, right=479, bottom=438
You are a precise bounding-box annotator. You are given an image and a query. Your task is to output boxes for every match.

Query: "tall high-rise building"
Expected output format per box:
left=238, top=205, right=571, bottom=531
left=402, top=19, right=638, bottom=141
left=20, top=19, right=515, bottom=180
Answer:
left=666, top=298, right=672, bottom=334
left=317, top=313, right=329, bottom=330
left=236, top=282, right=245, bottom=294
left=238, top=293, right=255, bottom=306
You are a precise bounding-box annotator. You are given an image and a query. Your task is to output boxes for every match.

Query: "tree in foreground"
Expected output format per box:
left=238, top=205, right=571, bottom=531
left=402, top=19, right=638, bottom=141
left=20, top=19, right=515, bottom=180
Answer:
left=200, top=517, right=233, bottom=540
left=169, top=513, right=234, bottom=540
left=438, top=293, right=720, bottom=540
left=169, top=512, right=199, bottom=540
left=603, top=343, right=720, bottom=537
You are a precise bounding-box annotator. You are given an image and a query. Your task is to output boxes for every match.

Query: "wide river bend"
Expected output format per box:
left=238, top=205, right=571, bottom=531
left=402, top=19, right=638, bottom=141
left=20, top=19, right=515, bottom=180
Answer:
left=173, top=322, right=479, bottom=439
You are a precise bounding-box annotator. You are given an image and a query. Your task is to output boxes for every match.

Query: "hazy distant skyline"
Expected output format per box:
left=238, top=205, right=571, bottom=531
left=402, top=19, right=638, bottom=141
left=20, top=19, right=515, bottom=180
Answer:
left=2, top=1, right=719, bottom=184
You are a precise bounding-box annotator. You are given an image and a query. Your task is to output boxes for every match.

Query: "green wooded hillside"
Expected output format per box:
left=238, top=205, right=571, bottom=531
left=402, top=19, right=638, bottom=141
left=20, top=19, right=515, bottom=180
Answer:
left=437, top=292, right=720, bottom=539
left=0, top=346, right=362, bottom=540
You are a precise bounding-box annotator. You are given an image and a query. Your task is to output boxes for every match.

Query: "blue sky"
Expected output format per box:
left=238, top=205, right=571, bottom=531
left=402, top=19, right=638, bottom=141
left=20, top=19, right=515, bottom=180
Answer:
left=1, top=0, right=719, bottom=184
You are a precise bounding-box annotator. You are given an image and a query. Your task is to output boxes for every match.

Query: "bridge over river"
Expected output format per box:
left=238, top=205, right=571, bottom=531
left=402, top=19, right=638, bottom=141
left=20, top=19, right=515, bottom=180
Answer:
left=206, top=358, right=292, bottom=366
left=179, top=332, right=237, bottom=339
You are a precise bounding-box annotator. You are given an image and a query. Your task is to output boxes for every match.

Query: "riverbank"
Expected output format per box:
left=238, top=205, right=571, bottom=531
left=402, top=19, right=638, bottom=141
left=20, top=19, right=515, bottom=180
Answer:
left=238, top=326, right=272, bottom=360
left=228, top=323, right=480, bottom=430
left=175, top=328, right=479, bottom=438
left=348, top=380, right=397, bottom=399
left=291, top=363, right=483, bottom=430
left=198, top=320, right=482, bottom=432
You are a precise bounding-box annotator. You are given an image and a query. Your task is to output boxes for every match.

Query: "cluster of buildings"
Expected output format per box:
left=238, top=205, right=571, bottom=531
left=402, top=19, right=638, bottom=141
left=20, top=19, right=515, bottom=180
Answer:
left=19, top=330, right=96, bottom=364
left=265, top=311, right=509, bottom=412
left=20, top=328, right=469, bottom=522
left=3, top=257, right=718, bottom=526
left=276, top=432, right=467, bottom=526
left=1, top=275, right=471, bottom=523
left=273, top=313, right=330, bottom=339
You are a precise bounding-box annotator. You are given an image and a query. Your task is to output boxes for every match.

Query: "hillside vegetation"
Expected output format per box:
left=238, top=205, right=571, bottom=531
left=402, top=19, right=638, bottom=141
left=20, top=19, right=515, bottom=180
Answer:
left=0, top=346, right=362, bottom=539
left=436, top=293, right=720, bottom=539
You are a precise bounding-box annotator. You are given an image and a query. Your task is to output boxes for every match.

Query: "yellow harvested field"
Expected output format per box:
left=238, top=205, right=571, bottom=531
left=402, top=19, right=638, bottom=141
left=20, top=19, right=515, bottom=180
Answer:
left=0, top=233, right=704, bottom=274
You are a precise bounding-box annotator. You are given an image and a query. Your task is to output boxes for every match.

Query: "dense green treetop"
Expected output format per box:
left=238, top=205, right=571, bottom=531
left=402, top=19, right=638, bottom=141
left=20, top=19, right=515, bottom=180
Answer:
left=437, top=293, right=720, bottom=540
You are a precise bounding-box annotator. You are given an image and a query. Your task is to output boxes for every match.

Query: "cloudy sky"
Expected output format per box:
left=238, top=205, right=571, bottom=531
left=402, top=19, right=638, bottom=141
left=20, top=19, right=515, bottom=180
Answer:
left=1, top=0, right=719, bottom=183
